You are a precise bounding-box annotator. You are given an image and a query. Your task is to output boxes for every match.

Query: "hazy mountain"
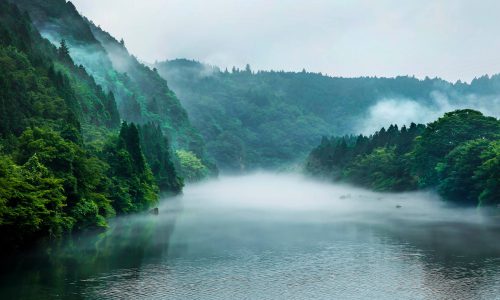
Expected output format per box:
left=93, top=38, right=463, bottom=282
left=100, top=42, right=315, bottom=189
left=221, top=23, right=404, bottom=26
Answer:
left=0, top=0, right=182, bottom=252
left=156, top=59, right=500, bottom=171
left=11, top=0, right=213, bottom=170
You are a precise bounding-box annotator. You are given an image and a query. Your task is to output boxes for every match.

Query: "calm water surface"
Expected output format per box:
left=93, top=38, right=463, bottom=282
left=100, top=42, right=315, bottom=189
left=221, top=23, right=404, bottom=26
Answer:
left=1, top=173, right=500, bottom=299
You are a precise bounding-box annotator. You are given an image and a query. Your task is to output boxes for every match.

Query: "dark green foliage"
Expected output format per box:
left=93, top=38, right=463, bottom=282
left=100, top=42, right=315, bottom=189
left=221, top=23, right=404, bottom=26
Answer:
left=11, top=0, right=215, bottom=177
left=474, top=141, right=500, bottom=206
left=156, top=60, right=335, bottom=170
left=306, top=109, right=500, bottom=206
left=0, top=1, right=165, bottom=253
left=436, top=139, right=500, bottom=206
left=344, top=147, right=416, bottom=192
left=58, top=39, right=70, bottom=61
left=412, top=109, right=500, bottom=187
left=105, top=92, right=121, bottom=128
left=0, top=154, right=69, bottom=248
left=10, top=0, right=100, bottom=44
left=103, top=122, right=159, bottom=214
left=306, top=123, right=424, bottom=183
left=118, top=122, right=146, bottom=172
left=87, top=28, right=214, bottom=173
left=0, top=46, right=69, bottom=136
left=138, top=123, right=183, bottom=195
left=16, top=127, right=81, bottom=201
left=9, top=0, right=212, bottom=172
left=0, top=1, right=120, bottom=130
left=157, top=59, right=500, bottom=171
left=153, top=60, right=450, bottom=170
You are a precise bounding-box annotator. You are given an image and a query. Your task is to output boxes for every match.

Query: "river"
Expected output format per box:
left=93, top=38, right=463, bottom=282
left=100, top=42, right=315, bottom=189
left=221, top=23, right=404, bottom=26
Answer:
left=1, top=173, right=500, bottom=299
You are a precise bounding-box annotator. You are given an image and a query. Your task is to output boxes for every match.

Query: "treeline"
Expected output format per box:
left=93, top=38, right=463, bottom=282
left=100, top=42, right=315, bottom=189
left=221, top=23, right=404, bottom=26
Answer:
left=155, top=59, right=500, bottom=171
left=10, top=0, right=215, bottom=178
left=0, top=1, right=182, bottom=253
left=306, top=110, right=500, bottom=206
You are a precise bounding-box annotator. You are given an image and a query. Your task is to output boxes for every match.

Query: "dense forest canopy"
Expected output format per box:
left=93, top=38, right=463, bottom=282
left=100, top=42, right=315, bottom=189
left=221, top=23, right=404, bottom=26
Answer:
left=305, top=109, right=500, bottom=206
left=155, top=59, right=500, bottom=172
left=0, top=0, right=499, bottom=256
left=0, top=0, right=184, bottom=253
left=8, top=0, right=216, bottom=177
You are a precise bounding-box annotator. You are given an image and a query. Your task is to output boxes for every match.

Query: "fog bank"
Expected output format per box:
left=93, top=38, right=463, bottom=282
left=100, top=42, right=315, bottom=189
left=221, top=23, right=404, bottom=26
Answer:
left=177, top=172, right=492, bottom=225
left=356, top=92, right=500, bottom=134
left=9, top=173, right=497, bottom=300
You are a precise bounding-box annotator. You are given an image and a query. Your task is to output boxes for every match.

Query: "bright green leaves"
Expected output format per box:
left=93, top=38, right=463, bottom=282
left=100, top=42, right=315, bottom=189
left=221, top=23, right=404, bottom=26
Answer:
left=176, top=150, right=209, bottom=182
left=0, top=1, right=180, bottom=254
left=0, top=154, right=69, bottom=248
left=0, top=122, right=165, bottom=251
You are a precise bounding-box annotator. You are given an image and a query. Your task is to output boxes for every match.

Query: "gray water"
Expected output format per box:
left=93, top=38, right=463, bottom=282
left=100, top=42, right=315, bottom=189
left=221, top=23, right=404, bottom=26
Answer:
left=1, top=173, right=500, bottom=300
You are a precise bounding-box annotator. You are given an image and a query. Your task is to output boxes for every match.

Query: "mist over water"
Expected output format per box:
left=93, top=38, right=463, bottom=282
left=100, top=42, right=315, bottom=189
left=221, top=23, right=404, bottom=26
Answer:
left=2, top=173, right=500, bottom=300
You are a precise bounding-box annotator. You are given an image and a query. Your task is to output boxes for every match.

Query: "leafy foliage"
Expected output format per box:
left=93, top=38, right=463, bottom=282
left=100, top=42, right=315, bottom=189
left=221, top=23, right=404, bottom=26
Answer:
left=0, top=1, right=181, bottom=253
left=103, top=122, right=159, bottom=214
left=306, top=109, right=500, bottom=206
left=139, top=123, right=183, bottom=195
left=436, top=139, right=500, bottom=206
left=0, top=154, right=69, bottom=247
left=176, top=150, right=210, bottom=182
left=344, top=147, right=415, bottom=192
left=10, top=0, right=214, bottom=174
left=412, top=109, right=499, bottom=187
left=155, top=59, right=500, bottom=171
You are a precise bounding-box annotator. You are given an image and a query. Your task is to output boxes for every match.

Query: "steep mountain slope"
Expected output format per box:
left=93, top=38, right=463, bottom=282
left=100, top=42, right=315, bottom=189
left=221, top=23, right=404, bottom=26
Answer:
left=0, top=0, right=119, bottom=134
left=156, top=59, right=500, bottom=171
left=0, top=0, right=179, bottom=252
left=11, top=0, right=213, bottom=171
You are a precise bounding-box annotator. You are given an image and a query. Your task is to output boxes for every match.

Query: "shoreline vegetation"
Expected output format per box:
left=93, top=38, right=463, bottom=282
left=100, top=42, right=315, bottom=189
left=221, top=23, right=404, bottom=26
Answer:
left=0, top=1, right=205, bottom=254
left=0, top=0, right=499, bottom=256
left=306, top=109, right=499, bottom=207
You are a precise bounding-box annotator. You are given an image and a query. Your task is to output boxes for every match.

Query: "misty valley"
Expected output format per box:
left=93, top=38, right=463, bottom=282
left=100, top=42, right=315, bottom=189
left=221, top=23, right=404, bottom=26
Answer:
left=2, top=173, right=500, bottom=299
left=0, top=0, right=499, bottom=299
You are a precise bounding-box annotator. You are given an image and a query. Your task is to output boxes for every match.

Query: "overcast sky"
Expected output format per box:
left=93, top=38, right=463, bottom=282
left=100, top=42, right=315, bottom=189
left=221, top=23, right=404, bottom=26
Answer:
left=72, top=0, right=500, bottom=82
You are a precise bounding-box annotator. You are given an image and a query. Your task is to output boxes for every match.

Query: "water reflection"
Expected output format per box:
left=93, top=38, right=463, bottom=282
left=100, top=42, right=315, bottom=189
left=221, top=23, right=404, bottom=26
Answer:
left=372, top=218, right=500, bottom=299
left=0, top=198, right=180, bottom=300
left=1, top=173, right=499, bottom=300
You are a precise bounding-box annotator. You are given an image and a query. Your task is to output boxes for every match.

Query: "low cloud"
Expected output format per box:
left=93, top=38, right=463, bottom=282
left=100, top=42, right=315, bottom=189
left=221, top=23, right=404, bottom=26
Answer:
left=356, top=91, right=500, bottom=134
left=72, top=0, right=500, bottom=82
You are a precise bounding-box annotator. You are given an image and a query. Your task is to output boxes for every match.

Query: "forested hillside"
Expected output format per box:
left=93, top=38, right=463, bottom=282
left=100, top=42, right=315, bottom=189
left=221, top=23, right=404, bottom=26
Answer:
left=305, top=110, right=500, bottom=206
left=10, top=0, right=216, bottom=176
left=156, top=59, right=500, bottom=171
left=0, top=0, right=181, bottom=253
left=1, top=0, right=498, bottom=255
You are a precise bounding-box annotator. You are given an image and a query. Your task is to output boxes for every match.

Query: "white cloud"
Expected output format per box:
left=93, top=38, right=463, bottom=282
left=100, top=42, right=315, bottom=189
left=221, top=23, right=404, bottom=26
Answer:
left=72, top=0, right=500, bottom=82
left=355, top=92, right=500, bottom=134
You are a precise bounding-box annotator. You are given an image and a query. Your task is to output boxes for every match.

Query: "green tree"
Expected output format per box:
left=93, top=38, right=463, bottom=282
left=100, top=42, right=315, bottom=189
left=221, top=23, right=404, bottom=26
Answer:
left=343, top=147, right=416, bottom=192
left=0, top=154, right=69, bottom=248
left=139, top=123, right=183, bottom=194
left=106, top=122, right=159, bottom=213
left=436, top=139, right=490, bottom=205
left=475, top=140, right=500, bottom=206
left=176, top=150, right=209, bottom=182
left=437, top=139, right=500, bottom=206
left=58, top=39, right=71, bottom=62
left=412, top=110, right=499, bottom=188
